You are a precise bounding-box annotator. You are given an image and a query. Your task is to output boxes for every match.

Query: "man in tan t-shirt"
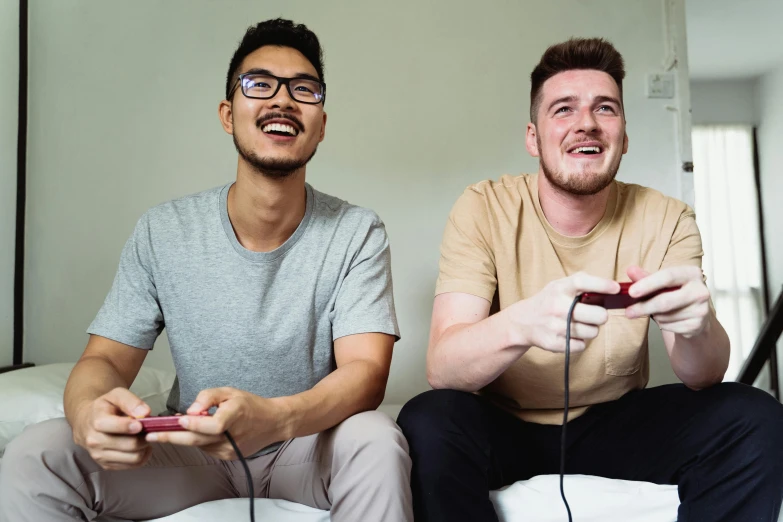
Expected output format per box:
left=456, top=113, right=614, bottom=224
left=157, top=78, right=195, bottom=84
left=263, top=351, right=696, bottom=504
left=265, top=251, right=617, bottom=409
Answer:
left=397, top=38, right=783, bottom=522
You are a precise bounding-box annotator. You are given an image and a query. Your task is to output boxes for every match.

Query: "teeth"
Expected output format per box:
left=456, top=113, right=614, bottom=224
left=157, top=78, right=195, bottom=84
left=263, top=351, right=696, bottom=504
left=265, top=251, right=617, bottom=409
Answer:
left=573, top=146, right=601, bottom=153
left=262, top=123, right=298, bottom=136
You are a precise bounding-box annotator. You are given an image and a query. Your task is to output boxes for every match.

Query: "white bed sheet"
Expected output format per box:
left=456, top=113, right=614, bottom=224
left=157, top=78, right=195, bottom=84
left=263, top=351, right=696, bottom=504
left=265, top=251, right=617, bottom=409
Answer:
left=3, top=364, right=781, bottom=522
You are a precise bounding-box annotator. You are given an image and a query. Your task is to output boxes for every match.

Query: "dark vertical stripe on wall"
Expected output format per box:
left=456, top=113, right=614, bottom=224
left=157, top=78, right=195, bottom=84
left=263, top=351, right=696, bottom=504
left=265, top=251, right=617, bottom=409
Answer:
left=752, top=127, right=777, bottom=398
left=13, top=0, right=28, bottom=366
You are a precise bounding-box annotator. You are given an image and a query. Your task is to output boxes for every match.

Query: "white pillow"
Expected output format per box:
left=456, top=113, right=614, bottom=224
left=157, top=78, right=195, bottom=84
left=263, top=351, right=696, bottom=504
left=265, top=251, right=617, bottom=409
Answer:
left=489, top=474, right=679, bottom=522
left=0, top=362, right=175, bottom=456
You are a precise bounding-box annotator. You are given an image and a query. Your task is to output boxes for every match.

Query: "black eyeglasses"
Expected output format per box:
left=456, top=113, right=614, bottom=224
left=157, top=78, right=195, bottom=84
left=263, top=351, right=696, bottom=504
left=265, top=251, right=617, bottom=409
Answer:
left=229, top=72, right=326, bottom=105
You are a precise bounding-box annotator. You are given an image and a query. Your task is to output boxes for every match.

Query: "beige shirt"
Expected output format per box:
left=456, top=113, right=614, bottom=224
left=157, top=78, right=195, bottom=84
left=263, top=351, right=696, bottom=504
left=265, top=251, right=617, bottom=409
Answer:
left=435, top=174, right=704, bottom=424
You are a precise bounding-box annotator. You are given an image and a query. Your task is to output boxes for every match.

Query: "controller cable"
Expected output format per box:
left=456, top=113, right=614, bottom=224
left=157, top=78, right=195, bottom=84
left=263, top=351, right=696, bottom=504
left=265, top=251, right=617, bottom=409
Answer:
left=225, top=430, right=255, bottom=522
left=560, top=295, right=581, bottom=522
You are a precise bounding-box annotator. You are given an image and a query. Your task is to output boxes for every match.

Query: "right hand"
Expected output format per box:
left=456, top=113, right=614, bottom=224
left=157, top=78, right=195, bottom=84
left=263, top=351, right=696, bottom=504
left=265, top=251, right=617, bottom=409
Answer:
left=72, top=388, right=153, bottom=470
left=509, top=272, right=620, bottom=353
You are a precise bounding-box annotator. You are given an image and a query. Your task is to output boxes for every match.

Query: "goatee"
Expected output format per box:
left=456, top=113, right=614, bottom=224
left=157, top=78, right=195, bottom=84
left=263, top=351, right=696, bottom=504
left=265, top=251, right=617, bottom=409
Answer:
left=537, top=136, right=620, bottom=196
left=233, top=133, right=318, bottom=180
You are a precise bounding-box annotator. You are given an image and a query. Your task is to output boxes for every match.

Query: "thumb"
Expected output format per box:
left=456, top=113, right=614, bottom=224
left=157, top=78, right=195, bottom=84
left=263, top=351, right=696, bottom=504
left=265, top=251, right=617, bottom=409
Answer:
left=188, top=387, right=233, bottom=414
left=626, top=265, right=650, bottom=283
left=103, top=388, right=150, bottom=419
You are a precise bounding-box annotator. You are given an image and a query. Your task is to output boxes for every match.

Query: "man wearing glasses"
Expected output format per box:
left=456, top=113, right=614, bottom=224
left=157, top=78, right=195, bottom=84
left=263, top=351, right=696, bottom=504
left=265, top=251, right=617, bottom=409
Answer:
left=0, top=18, right=413, bottom=522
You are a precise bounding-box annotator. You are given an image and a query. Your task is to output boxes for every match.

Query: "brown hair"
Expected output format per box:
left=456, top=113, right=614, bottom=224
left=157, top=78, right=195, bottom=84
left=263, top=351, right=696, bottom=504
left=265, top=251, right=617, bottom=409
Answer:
left=529, top=37, right=625, bottom=123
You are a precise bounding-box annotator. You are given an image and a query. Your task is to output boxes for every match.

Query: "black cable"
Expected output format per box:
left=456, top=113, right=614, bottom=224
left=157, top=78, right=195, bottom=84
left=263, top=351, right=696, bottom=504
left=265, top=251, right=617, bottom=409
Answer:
left=560, top=295, right=580, bottom=522
left=225, top=431, right=255, bottom=522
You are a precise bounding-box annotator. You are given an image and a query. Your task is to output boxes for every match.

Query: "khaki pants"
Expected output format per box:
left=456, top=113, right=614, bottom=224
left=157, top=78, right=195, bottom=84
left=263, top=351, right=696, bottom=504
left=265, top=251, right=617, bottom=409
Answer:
left=0, top=411, right=412, bottom=522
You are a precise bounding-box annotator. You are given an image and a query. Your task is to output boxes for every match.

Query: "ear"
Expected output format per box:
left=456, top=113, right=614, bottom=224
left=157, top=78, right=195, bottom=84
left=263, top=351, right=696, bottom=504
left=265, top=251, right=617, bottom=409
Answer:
left=526, top=123, right=540, bottom=157
left=218, top=99, right=233, bottom=135
left=623, top=131, right=629, bottom=154
left=319, top=111, right=327, bottom=143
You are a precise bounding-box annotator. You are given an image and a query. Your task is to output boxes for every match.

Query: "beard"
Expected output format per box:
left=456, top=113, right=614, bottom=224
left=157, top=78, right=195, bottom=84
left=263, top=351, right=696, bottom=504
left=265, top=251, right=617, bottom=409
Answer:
left=537, top=135, right=621, bottom=196
left=232, top=132, right=318, bottom=180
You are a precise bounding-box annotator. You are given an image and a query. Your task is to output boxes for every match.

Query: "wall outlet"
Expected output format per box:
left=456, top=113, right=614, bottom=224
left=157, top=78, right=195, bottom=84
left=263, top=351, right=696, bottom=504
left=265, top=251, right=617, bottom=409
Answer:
left=646, top=72, right=675, bottom=99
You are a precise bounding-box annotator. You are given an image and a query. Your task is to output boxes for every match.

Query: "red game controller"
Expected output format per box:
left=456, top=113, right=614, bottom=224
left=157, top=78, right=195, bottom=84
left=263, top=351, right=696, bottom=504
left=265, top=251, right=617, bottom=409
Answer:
left=579, top=282, right=679, bottom=309
left=138, top=412, right=210, bottom=433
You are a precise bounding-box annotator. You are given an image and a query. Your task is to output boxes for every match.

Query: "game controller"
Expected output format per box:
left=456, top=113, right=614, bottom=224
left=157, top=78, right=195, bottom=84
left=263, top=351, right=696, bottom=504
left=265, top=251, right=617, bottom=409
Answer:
left=579, top=281, right=679, bottom=309
left=138, top=412, right=210, bottom=433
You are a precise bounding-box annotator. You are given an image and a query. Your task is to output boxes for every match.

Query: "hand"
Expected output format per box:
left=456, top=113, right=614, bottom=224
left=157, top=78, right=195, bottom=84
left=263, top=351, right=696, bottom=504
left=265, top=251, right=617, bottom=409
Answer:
left=72, top=388, right=152, bottom=470
left=625, top=265, right=711, bottom=338
left=145, top=387, right=288, bottom=460
left=510, top=272, right=620, bottom=353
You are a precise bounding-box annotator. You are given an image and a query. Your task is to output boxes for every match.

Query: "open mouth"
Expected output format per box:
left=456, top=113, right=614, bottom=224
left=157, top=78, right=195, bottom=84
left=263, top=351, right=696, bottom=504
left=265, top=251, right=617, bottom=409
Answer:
left=261, top=122, right=299, bottom=137
left=567, top=143, right=604, bottom=156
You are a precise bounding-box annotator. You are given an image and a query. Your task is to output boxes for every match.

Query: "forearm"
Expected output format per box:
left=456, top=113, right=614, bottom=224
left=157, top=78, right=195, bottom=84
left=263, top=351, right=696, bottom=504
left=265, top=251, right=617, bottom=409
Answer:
left=273, top=360, right=388, bottom=441
left=64, top=356, right=129, bottom=426
left=669, top=311, right=731, bottom=389
left=427, top=308, right=529, bottom=392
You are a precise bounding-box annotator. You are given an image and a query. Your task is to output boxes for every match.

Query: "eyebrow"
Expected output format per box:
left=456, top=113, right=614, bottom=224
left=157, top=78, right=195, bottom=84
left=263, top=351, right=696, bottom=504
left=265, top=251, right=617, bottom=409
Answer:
left=594, top=95, right=622, bottom=107
left=547, top=96, right=577, bottom=112
left=242, top=68, right=321, bottom=82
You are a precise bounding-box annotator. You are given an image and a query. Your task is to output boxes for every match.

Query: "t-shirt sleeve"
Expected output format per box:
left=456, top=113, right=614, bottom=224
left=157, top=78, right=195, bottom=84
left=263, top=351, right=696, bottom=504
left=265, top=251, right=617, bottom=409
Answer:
left=434, top=187, right=497, bottom=302
left=660, top=207, right=705, bottom=273
left=87, top=213, right=164, bottom=349
left=330, top=213, right=400, bottom=342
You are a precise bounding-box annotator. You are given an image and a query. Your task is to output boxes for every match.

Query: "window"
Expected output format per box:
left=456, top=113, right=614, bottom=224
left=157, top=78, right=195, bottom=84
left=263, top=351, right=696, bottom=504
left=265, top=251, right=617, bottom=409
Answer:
left=692, top=125, right=765, bottom=380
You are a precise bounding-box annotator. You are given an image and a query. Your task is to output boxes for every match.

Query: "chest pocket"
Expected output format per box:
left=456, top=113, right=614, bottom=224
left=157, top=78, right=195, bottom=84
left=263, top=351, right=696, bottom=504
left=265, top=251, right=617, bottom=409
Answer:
left=604, top=310, right=650, bottom=376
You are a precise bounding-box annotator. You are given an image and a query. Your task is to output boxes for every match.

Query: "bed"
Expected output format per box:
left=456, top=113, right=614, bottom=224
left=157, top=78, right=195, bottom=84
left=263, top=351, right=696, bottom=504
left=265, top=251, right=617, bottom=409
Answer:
left=1, top=362, right=745, bottom=522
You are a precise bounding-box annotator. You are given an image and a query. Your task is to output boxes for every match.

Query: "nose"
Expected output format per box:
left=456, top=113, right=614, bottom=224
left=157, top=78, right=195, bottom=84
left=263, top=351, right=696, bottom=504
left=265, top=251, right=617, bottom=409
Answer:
left=268, top=82, right=297, bottom=111
left=575, top=107, right=599, bottom=134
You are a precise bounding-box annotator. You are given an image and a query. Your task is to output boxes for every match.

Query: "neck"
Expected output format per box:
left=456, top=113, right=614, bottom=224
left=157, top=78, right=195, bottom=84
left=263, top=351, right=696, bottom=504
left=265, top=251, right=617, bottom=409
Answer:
left=227, top=160, right=307, bottom=252
left=537, top=171, right=612, bottom=237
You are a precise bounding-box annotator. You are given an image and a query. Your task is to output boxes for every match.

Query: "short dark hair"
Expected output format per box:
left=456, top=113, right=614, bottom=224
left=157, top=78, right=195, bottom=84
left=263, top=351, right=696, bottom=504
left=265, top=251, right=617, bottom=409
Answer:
left=529, top=37, right=625, bottom=123
left=225, top=18, right=325, bottom=100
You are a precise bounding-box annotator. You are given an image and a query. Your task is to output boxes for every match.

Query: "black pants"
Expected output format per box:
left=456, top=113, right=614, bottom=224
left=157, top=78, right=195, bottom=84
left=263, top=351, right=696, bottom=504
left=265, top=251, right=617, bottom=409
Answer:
left=397, top=383, right=783, bottom=522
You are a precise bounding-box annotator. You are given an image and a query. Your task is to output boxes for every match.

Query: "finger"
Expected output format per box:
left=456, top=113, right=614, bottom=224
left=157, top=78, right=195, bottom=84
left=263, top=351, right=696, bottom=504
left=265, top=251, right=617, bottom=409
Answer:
left=96, top=449, right=151, bottom=468
left=557, top=338, right=586, bottom=353
left=569, top=272, right=621, bottom=295
left=628, top=281, right=709, bottom=318
left=92, top=412, right=144, bottom=435
left=103, top=388, right=151, bottom=420
left=146, top=430, right=224, bottom=446
left=570, top=303, right=609, bottom=326
left=187, top=387, right=234, bottom=414
left=628, top=266, right=702, bottom=299
left=569, top=323, right=600, bottom=341
left=102, top=433, right=149, bottom=452
left=179, top=409, right=231, bottom=435
left=648, top=300, right=710, bottom=327
left=626, top=265, right=650, bottom=283
left=83, top=430, right=149, bottom=452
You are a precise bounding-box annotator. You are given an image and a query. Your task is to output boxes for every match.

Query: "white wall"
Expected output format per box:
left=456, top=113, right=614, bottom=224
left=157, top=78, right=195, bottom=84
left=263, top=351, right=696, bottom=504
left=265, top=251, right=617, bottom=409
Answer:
left=25, top=0, right=688, bottom=402
left=691, top=79, right=759, bottom=125
left=0, top=0, right=19, bottom=367
left=756, top=64, right=783, bottom=369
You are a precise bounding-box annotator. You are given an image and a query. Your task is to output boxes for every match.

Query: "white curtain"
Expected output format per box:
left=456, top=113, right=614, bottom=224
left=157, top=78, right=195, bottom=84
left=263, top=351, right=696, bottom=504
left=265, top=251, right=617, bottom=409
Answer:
left=692, top=125, right=765, bottom=381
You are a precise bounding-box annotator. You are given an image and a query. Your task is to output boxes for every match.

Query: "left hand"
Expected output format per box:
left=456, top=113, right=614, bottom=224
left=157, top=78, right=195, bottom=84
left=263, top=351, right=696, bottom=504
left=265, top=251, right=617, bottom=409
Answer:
left=145, top=387, right=288, bottom=460
left=625, top=265, right=711, bottom=338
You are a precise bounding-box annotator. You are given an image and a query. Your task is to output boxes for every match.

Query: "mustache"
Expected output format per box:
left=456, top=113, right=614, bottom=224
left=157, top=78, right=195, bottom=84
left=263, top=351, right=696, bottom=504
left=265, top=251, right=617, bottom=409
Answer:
left=256, top=112, right=305, bottom=133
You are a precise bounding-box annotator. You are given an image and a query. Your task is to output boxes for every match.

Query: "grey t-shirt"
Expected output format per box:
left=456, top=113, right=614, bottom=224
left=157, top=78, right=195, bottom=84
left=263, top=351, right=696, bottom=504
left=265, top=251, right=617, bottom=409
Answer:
left=88, top=182, right=399, bottom=433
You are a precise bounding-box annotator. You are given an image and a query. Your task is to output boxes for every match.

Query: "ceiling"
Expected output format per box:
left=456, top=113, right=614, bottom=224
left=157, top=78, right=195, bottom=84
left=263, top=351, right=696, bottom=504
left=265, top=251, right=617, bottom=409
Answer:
left=686, top=0, right=783, bottom=80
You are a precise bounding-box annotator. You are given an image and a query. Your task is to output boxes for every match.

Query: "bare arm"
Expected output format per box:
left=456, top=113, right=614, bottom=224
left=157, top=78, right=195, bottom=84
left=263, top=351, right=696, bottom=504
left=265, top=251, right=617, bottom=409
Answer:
left=427, top=274, right=617, bottom=392
left=64, top=335, right=149, bottom=427
left=427, top=293, right=525, bottom=391
left=276, top=332, right=394, bottom=439
left=662, top=311, right=730, bottom=389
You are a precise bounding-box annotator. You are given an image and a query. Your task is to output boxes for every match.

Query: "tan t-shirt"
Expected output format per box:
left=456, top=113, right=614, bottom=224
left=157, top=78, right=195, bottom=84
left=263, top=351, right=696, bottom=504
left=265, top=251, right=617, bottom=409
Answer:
left=435, top=173, right=704, bottom=424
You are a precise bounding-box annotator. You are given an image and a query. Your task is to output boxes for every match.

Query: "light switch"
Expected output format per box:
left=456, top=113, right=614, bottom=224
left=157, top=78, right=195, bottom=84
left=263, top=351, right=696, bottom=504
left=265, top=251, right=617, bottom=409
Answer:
left=646, top=72, right=675, bottom=99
